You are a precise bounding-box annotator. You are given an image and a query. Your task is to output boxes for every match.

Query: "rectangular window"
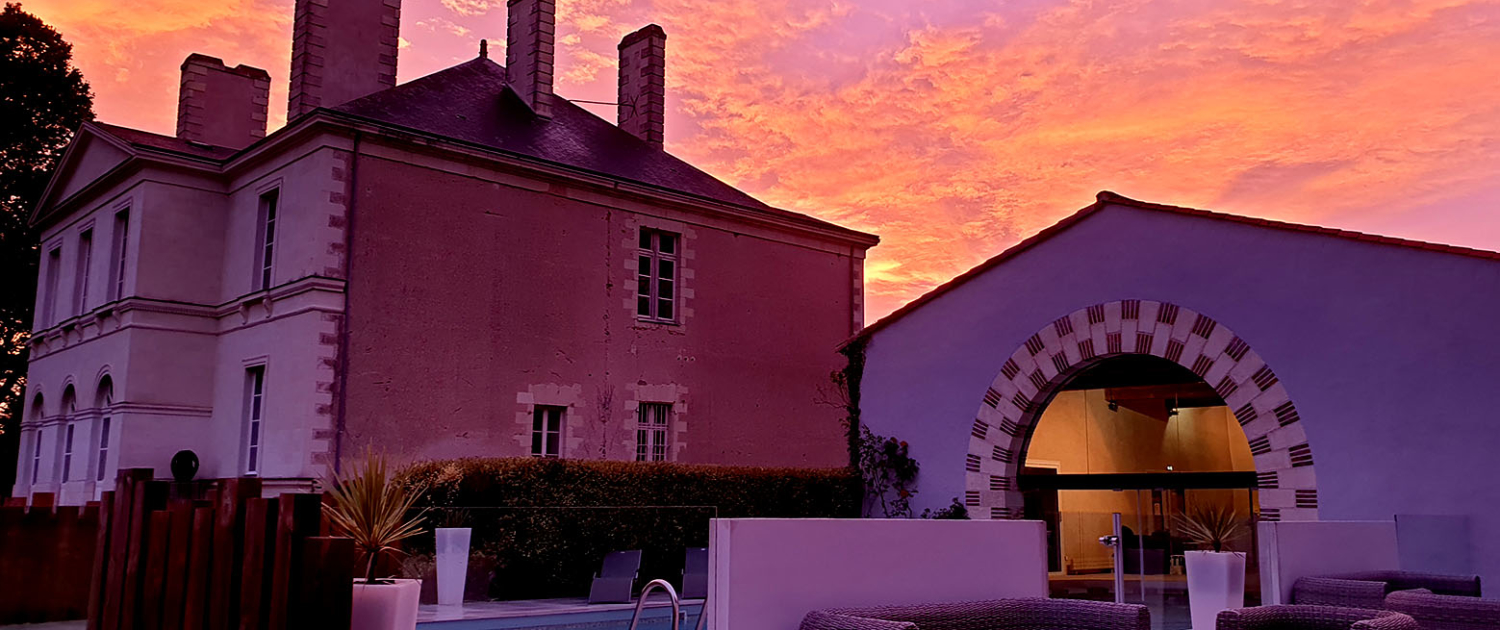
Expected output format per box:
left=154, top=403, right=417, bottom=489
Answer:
left=635, top=403, right=671, bottom=462
left=43, top=246, right=61, bottom=326
left=74, top=229, right=92, bottom=316
left=111, top=209, right=129, bottom=300
left=254, top=189, right=279, bottom=291
left=61, top=423, right=75, bottom=482
left=530, top=405, right=564, bottom=458
left=96, top=415, right=111, bottom=482
left=31, top=428, right=44, bottom=483
left=243, top=366, right=266, bottom=475
left=636, top=229, right=679, bottom=323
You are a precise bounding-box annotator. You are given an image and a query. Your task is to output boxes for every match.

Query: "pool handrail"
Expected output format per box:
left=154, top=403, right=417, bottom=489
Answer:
left=628, top=578, right=682, bottom=630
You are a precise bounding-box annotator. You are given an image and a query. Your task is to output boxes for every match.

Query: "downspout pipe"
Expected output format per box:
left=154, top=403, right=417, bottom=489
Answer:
left=333, top=129, right=362, bottom=473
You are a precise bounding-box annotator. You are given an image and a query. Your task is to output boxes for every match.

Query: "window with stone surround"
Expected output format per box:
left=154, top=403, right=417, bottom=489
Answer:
left=242, top=365, right=266, bottom=475
left=60, top=387, right=76, bottom=483
left=110, top=208, right=129, bottom=301
left=26, top=396, right=42, bottom=485
left=635, top=403, right=671, bottom=462
left=96, top=377, right=112, bottom=482
left=253, top=189, right=279, bottom=291
left=74, top=228, right=92, bottom=316
left=531, top=405, right=565, bottom=458
left=42, top=245, right=61, bottom=326
left=637, top=228, right=679, bottom=323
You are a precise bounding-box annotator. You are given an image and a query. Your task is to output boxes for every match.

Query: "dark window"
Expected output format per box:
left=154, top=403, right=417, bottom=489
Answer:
left=636, top=229, right=679, bottom=323
left=254, top=190, right=279, bottom=290
left=111, top=209, right=129, bottom=300
left=244, top=366, right=266, bottom=475
left=531, top=405, right=564, bottom=458
left=635, top=403, right=671, bottom=462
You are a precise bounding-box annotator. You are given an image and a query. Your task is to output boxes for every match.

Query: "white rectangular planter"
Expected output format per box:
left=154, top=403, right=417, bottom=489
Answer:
left=436, top=527, right=472, bottom=606
left=351, top=579, right=421, bottom=630
left=1185, top=550, right=1246, bottom=630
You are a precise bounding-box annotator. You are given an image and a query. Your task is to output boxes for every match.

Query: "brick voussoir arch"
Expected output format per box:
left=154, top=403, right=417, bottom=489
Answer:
left=964, top=299, right=1320, bottom=522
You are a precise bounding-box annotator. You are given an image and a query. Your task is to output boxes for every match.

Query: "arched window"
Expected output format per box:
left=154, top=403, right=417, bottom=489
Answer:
left=61, top=386, right=76, bottom=483
left=29, top=395, right=44, bottom=485
left=95, top=377, right=113, bottom=483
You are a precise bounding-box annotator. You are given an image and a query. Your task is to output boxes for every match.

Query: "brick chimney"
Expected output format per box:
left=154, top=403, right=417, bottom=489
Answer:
left=506, top=0, right=555, bottom=118
left=617, top=25, right=666, bottom=147
left=287, top=0, right=402, bottom=118
left=176, top=54, right=271, bottom=150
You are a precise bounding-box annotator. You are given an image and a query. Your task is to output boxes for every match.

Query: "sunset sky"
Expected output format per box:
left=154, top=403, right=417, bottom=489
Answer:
left=25, top=0, right=1500, bottom=319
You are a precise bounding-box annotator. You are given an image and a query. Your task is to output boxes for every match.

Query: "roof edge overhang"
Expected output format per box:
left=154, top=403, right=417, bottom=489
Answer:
left=840, top=190, right=1500, bottom=351
left=34, top=111, right=880, bottom=250
left=303, top=108, right=881, bottom=249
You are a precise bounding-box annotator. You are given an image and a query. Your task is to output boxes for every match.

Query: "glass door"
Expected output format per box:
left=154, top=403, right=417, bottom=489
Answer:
left=1049, top=487, right=1260, bottom=630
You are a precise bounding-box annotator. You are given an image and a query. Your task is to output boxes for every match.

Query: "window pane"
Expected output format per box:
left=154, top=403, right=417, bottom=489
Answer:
left=658, top=298, right=674, bottom=321
left=636, top=431, right=647, bottom=461
left=547, top=408, right=562, bottom=433
left=659, top=235, right=676, bottom=255
left=546, top=432, right=560, bottom=458
left=637, top=275, right=652, bottom=298
left=533, top=408, right=545, bottom=433
left=639, top=230, right=652, bottom=250
left=658, top=259, right=674, bottom=281
left=531, top=431, right=543, bottom=456
left=247, top=446, right=258, bottom=472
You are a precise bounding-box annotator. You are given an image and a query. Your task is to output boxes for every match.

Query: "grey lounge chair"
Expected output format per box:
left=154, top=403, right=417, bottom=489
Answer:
left=801, top=598, right=1150, bottom=630
left=1294, top=571, right=1483, bottom=609
left=681, top=547, right=708, bottom=599
left=1217, top=605, right=1419, bottom=630
left=588, top=550, right=642, bottom=604
left=1386, top=589, right=1500, bottom=630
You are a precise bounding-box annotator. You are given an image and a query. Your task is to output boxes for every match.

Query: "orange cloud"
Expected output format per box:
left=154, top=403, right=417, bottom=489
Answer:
left=26, top=0, right=1500, bottom=319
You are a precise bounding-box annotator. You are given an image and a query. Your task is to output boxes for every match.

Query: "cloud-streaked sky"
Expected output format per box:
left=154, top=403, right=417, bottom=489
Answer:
left=26, top=0, right=1500, bottom=319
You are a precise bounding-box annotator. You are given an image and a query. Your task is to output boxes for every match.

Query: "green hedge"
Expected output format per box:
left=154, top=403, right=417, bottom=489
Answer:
left=395, top=458, right=860, bottom=600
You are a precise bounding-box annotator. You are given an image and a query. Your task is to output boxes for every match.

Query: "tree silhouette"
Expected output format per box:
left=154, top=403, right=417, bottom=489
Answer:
left=0, top=2, right=94, bottom=495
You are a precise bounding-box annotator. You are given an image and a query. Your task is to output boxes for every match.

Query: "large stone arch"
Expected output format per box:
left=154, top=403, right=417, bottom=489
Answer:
left=964, top=300, right=1319, bottom=522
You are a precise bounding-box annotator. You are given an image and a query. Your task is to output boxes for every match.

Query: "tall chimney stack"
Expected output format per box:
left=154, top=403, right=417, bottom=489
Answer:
left=506, top=0, right=555, bottom=118
left=617, top=25, right=666, bottom=147
left=287, top=0, right=402, bottom=118
left=176, top=54, right=271, bottom=150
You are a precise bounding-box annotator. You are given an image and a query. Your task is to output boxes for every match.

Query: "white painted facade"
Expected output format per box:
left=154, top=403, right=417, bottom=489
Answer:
left=18, top=128, right=351, bottom=503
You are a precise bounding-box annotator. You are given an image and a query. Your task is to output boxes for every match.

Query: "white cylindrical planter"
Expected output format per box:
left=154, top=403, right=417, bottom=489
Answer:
left=435, top=527, right=472, bottom=606
left=1185, top=550, right=1246, bottom=630
left=351, top=579, right=422, bottom=630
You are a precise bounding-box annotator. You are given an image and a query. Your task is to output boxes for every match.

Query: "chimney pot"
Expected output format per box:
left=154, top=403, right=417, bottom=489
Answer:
left=617, top=24, right=667, bottom=147
left=288, top=0, right=403, bottom=118
left=506, top=0, right=556, bottom=118
left=176, top=54, right=271, bottom=150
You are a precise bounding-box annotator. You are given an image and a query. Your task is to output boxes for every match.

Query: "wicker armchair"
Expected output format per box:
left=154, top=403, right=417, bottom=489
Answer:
left=1217, top=605, right=1419, bottom=630
left=1386, top=589, right=1500, bottom=630
left=1293, top=572, right=1483, bottom=609
left=800, top=598, right=1151, bottom=630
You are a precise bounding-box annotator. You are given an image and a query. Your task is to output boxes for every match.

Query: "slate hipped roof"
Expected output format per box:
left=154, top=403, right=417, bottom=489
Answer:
left=331, top=58, right=775, bottom=211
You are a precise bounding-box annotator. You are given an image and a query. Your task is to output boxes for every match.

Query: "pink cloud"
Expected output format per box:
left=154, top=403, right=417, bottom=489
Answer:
left=27, top=0, right=1500, bottom=318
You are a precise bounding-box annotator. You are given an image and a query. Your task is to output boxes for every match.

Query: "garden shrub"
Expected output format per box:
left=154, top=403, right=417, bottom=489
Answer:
left=395, top=458, right=860, bottom=600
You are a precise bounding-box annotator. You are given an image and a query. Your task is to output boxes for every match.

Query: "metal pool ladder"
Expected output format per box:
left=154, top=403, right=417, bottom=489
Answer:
left=627, top=579, right=682, bottom=630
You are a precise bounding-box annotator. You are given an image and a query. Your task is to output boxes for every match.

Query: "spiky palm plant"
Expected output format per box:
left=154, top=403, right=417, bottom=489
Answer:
left=323, top=449, right=428, bottom=583
left=1173, top=505, right=1248, bottom=553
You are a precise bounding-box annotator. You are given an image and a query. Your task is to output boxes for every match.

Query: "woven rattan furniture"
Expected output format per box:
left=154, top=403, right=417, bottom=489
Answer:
left=800, top=598, right=1151, bottom=630
left=1386, top=589, right=1500, bottom=630
left=1216, top=605, right=1419, bottom=630
left=1293, top=572, right=1483, bottom=609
